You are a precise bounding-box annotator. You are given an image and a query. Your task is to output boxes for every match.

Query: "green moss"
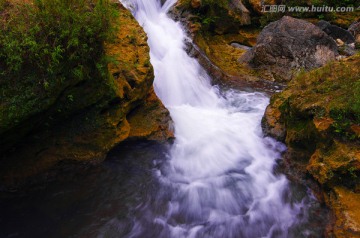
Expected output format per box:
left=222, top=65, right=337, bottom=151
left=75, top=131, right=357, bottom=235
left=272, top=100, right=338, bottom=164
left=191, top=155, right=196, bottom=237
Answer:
left=0, top=0, right=119, bottom=150
left=177, top=0, right=250, bottom=33
left=284, top=55, right=360, bottom=140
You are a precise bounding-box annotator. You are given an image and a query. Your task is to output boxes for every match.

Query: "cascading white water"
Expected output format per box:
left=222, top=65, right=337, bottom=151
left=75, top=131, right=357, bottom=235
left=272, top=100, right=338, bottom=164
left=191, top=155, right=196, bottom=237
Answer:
left=117, top=0, right=305, bottom=237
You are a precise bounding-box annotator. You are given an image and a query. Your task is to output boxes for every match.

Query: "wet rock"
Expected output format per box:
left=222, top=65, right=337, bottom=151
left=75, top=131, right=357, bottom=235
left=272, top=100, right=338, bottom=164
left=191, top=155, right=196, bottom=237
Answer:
left=242, top=16, right=338, bottom=82
left=261, top=93, right=287, bottom=141
left=127, top=88, right=174, bottom=141
left=317, top=20, right=355, bottom=44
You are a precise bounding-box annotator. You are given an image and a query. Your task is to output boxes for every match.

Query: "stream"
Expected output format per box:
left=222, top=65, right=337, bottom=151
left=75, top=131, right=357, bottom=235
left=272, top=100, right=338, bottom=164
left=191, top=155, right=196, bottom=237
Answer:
left=0, top=0, right=328, bottom=237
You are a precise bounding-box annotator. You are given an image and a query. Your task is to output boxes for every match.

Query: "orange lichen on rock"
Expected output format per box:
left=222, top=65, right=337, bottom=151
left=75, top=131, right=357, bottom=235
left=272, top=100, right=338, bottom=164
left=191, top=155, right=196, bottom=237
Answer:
left=307, top=142, right=360, bottom=185
left=329, top=187, right=360, bottom=238
left=128, top=87, right=174, bottom=141
left=313, top=117, right=334, bottom=132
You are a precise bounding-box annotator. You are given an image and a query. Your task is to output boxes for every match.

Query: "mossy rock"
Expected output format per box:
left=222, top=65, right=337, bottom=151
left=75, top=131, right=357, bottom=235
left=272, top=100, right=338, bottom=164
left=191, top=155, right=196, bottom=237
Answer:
left=175, top=0, right=251, bottom=34
left=262, top=54, right=360, bottom=236
left=0, top=3, right=172, bottom=185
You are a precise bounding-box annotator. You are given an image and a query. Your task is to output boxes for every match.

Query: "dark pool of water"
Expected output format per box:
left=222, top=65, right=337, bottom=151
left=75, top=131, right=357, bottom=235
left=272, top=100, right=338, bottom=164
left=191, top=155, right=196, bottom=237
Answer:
left=0, top=140, right=328, bottom=238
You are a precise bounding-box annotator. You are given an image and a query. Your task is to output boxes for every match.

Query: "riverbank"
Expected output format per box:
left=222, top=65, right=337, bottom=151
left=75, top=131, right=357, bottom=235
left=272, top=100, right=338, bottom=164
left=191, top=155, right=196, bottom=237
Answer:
left=0, top=0, right=172, bottom=187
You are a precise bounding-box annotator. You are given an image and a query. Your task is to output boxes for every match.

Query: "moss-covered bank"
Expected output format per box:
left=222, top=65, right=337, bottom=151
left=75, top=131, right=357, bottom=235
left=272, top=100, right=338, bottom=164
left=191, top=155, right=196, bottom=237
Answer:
left=263, top=54, right=360, bottom=237
left=0, top=1, right=172, bottom=186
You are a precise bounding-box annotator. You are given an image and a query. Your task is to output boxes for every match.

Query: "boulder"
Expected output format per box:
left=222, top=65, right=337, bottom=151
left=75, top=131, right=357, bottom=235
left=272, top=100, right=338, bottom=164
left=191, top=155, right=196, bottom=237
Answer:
left=317, top=20, right=355, bottom=44
left=242, top=16, right=338, bottom=81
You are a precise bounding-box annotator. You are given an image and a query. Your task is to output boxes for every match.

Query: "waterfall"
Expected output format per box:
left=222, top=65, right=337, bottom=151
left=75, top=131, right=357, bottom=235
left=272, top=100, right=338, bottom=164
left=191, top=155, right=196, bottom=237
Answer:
left=116, top=0, right=304, bottom=237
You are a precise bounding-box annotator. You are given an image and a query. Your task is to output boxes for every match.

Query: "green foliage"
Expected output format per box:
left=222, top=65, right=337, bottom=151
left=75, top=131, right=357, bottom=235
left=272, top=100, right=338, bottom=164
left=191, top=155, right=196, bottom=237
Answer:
left=348, top=166, right=358, bottom=179
left=286, top=54, right=360, bottom=142
left=202, top=0, right=228, bottom=8
left=178, top=0, right=230, bottom=32
left=352, top=80, right=360, bottom=121
left=0, top=0, right=118, bottom=84
left=330, top=109, right=352, bottom=135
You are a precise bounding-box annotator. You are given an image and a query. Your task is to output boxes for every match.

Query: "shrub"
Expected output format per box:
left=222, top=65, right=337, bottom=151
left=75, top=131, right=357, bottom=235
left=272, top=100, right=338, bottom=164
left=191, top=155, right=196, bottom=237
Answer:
left=0, top=0, right=118, bottom=84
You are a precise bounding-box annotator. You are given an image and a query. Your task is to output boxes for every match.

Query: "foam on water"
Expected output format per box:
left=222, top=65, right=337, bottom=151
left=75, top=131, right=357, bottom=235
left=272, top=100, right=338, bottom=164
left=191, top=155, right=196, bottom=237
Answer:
left=116, top=0, right=304, bottom=237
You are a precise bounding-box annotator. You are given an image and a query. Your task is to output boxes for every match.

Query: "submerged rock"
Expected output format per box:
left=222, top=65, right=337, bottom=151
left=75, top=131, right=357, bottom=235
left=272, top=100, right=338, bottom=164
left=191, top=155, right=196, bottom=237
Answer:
left=241, top=16, right=338, bottom=82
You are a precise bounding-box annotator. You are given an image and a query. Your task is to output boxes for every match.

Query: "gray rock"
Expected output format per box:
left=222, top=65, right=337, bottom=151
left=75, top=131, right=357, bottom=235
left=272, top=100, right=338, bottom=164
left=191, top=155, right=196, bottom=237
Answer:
left=241, top=16, right=338, bottom=82
left=349, top=21, right=360, bottom=47
left=317, top=20, right=355, bottom=44
left=348, top=21, right=360, bottom=37
left=230, top=42, right=252, bottom=50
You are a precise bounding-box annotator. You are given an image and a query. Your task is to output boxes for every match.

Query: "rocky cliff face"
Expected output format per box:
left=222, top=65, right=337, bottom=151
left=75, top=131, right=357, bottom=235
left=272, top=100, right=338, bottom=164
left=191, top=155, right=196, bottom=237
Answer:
left=262, top=54, right=360, bottom=237
left=0, top=3, right=172, bottom=186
